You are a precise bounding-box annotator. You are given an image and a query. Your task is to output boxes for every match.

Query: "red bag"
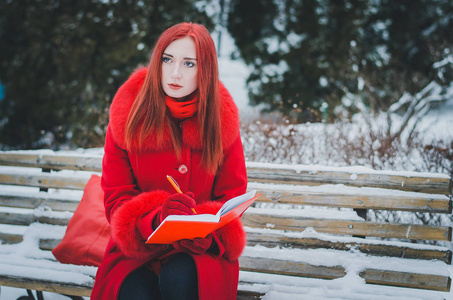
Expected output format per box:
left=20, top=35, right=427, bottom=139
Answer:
left=52, top=174, right=111, bottom=267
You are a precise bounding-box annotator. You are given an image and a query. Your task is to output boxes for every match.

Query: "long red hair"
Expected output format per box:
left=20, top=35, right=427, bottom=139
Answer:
left=125, top=22, right=222, bottom=173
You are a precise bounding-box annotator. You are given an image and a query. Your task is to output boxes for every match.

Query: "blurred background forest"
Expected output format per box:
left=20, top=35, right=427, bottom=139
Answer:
left=0, top=0, right=452, bottom=161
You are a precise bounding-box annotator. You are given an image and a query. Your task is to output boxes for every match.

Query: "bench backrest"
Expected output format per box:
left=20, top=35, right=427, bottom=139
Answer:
left=2, top=152, right=451, bottom=239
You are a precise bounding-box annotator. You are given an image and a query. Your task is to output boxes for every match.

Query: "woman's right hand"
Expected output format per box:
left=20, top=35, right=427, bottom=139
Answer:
left=160, top=192, right=196, bottom=222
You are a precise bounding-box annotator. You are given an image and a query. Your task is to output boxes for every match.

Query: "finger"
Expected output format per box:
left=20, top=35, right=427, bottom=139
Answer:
left=185, top=191, right=195, bottom=199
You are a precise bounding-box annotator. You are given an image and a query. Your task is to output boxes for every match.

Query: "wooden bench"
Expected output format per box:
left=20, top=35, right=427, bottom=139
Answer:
left=0, top=150, right=452, bottom=299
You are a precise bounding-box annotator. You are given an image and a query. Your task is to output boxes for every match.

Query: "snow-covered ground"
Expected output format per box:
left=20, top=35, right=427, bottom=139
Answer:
left=418, top=96, right=453, bottom=142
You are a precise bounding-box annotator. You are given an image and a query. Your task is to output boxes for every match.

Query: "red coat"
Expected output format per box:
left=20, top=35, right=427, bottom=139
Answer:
left=91, top=68, right=248, bottom=300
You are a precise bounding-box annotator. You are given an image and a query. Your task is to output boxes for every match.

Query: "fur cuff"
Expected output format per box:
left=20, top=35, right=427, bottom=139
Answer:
left=111, top=190, right=170, bottom=258
left=195, top=201, right=246, bottom=261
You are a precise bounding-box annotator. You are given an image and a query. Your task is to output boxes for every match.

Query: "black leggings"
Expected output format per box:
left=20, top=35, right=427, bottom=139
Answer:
left=118, top=253, right=199, bottom=300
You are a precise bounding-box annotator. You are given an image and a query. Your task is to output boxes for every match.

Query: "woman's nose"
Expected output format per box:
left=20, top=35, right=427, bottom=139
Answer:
left=171, top=64, right=182, bottom=80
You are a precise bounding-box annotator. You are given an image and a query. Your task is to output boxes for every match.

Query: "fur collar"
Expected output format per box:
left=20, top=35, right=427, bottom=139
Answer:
left=108, top=67, right=240, bottom=151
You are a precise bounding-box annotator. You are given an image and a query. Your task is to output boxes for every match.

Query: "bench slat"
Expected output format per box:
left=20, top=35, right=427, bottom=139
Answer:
left=239, top=256, right=451, bottom=292
left=0, top=232, right=23, bottom=244
left=40, top=239, right=61, bottom=251
left=245, top=232, right=452, bottom=263
left=0, top=153, right=102, bottom=172
left=360, top=269, right=451, bottom=292
left=1, top=152, right=450, bottom=194
left=0, top=272, right=263, bottom=299
left=256, top=189, right=452, bottom=213
left=0, top=210, right=70, bottom=226
left=242, top=213, right=452, bottom=241
left=0, top=274, right=93, bottom=297
left=3, top=207, right=451, bottom=242
left=247, top=166, right=451, bottom=195
left=237, top=290, right=263, bottom=299
left=239, top=256, right=346, bottom=280
left=10, top=209, right=451, bottom=242
left=1, top=178, right=450, bottom=214
left=37, top=234, right=452, bottom=264
left=0, top=193, right=80, bottom=212
left=0, top=172, right=89, bottom=190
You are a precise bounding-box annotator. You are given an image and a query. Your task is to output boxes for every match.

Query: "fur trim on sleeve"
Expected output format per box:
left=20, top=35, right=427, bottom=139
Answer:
left=111, top=190, right=170, bottom=258
left=195, top=201, right=246, bottom=261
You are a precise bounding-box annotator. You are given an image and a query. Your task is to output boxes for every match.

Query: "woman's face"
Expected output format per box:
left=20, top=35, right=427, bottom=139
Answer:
left=161, top=36, right=198, bottom=100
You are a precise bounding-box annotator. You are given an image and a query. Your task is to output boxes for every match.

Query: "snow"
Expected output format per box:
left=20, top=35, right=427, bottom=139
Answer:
left=247, top=161, right=451, bottom=179
left=0, top=259, right=94, bottom=284
left=0, top=165, right=96, bottom=179
left=245, top=226, right=449, bottom=251
left=418, top=94, right=453, bottom=142
left=238, top=243, right=452, bottom=299
left=239, top=271, right=445, bottom=300
left=0, top=188, right=83, bottom=201
left=247, top=207, right=364, bottom=221
left=218, top=55, right=262, bottom=120
left=243, top=245, right=448, bottom=276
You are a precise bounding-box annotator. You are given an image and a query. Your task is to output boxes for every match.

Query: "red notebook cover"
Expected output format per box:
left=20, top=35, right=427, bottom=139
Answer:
left=146, top=191, right=260, bottom=244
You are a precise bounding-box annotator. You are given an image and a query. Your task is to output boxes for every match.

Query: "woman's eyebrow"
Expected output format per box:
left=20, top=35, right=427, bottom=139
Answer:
left=163, top=53, right=197, bottom=61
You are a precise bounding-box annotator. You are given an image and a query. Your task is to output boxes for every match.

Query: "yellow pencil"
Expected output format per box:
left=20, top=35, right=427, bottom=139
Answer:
left=166, top=175, right=197, bottom=214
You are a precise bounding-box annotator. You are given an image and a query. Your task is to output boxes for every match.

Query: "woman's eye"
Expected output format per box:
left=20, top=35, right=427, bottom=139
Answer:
left=162, top=57, right=171, bottom=63
left=184, top=61, right=196, bottom=68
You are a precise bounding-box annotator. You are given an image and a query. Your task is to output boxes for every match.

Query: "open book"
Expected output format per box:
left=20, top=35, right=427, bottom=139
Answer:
left=146, top=190, right=259, bottom=244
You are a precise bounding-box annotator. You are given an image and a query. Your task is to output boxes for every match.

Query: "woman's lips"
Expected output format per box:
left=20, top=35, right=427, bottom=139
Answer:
left=168, top=83, right=183, bottom=90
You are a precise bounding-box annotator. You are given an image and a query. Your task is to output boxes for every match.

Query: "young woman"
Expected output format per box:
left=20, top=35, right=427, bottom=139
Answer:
left=90, top=22, right=248, bottom=300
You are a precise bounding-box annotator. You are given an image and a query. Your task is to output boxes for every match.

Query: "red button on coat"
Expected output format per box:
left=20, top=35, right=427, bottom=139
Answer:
left=178, top=164, right=188, bottom=174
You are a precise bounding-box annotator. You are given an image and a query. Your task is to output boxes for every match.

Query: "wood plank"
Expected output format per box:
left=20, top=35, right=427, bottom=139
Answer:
left=0, top=273, right=263, bottom=299
left=254, top=189, right=452, bottom=213
left=0, top=210, right=70, bottom=226
left=0, top=232, right=23, bottom=244
left=0, top=193, right=80, bottom=212
left=39, top=233, right=451, bottom=264
left=21, top=210, right=452, bottom=243
left=40, top=239, right=61, bottom=251
left=0, top=274, right=92, bottom=297
left=1, top=152, right=450, bottom=195
left=0, top=153, right=102, bottom=172
left=0, top=185, right=449, bottom=215
left=247, top=166, right=452, bottom=195
left=0, top=171, right=89, bottom=190
left=242, top=213, right=452, bottom=241
left=240, top=256, right=451, bottom=292
left=0, top=262, right=449, bottom=297
left=237, top=290, right=264, bottom=299
left=246, top=232, right=452, bottom=263
left=239, top=256, right=346, bottom=280
left=0, top=186, right=450, bottom=215
left=360, top=269, right=451, bottom=292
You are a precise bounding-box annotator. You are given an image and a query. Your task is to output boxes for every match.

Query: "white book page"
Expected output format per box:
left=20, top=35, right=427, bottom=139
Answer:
left=164, top=213, right=220, bottom=223
left=162, top=190, right=256, bottom=222
left=218, top=190, right=256, bottom=216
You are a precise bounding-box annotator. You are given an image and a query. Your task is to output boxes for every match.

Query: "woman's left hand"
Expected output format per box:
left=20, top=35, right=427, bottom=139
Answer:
left=174, top=235, right=213, bottom=254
